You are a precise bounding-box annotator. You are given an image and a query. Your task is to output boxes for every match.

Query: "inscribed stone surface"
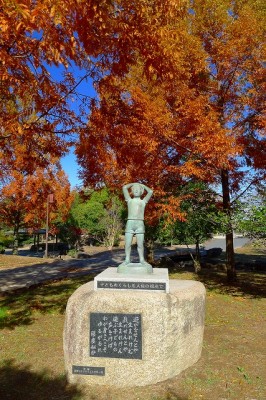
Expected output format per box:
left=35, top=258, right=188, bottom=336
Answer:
left=90, top=312, right=142, bottom=359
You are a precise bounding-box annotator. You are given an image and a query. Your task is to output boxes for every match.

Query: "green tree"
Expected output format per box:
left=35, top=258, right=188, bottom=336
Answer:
left=159, top=182, right=221, bottom=272
left=0, top=230, right=13, bottom=254
left=69, top=189, right=124, bottom=248
left=235, top=190, right=266, bottom=246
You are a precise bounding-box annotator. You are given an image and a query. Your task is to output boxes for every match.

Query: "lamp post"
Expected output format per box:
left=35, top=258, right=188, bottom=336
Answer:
left=45, top=194, right=54, bottom=258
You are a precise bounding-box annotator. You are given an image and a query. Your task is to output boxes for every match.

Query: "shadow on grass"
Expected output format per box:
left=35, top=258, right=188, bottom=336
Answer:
left=169, top=252, right=266, bottom=299
left=200, top=251, right=266, bottom=298
left=1, top=250, right=265, bottom=330
left=0, top=275, right=94, bottom=329
left=0, top=359, right=188, bottom=400
left=198, top=269, right=266, bottom=299
left=0, top=359, right=83, bottom=400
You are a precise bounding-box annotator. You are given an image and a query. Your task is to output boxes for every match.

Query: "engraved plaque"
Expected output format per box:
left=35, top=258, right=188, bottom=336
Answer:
left=72, top=365, right=105, bottom=376
left=97, top=281, right=166, bottom=291
left=90, top=312, right=142, bottom=359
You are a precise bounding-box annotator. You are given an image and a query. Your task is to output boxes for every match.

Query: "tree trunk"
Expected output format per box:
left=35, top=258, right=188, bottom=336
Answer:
left=194, top=238, right=201, bottom=273
left=221, top=169, right=237, bottom=282
left=195, top=238, right=200, bottom=262
left=225, top=231, right=236, bottom=282
left=13, top=223, right=19, bottom=255
left=37, top=233, right=40, bottom=252
left=145, top=237, right=155, bottom=265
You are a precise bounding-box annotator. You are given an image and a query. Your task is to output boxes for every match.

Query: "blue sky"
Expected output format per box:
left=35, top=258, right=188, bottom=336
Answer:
left=61, top=147, right=81, bottom=188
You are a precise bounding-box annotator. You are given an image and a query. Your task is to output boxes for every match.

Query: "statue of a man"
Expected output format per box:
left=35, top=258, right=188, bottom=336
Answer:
left=119, top=183, right=153, bottom=271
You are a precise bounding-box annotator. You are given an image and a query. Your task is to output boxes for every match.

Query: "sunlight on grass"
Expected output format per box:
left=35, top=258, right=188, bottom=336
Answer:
left=0, top=275, right=95, bottom=329
left=0, top=306, right=9, bottom=321
left=0, top=262, right=265, bottom=399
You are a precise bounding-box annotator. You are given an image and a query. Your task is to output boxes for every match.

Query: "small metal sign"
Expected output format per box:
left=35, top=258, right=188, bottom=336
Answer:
left=97, top=281, right=166, bottom=291
left=90, top=312, right=142, bottom=359
left=72, top=365, right=105, bottom=376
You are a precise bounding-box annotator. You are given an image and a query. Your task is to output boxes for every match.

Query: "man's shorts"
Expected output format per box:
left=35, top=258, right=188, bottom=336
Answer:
left=125, top=219, right=145, bottom=234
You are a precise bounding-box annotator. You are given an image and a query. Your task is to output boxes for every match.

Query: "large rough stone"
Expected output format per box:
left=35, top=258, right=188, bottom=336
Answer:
left=63, top=279, right=206, bottom=387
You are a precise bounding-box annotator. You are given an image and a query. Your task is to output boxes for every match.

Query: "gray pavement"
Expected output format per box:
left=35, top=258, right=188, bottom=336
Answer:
left=0, top=238, right=250, bottom=293
left=0, top=247, right=180, bottom=293
left=0, top=249, right=123, bottom=293
left=203, top=236, right=249, bottom=251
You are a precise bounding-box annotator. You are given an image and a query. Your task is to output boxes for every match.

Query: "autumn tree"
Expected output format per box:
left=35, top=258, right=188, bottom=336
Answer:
left=1, top=1, right=265, bottom=280
left=0, top=162, right=72, bottom=253
left=0, top=1, right=83, bottom=177
left=1, top=0, right=189, bottom=251
left=190, top=0, right=266, bottom=281
left=76, top=0, right=265, bottom=282
left=0, top=0, right=200, bottom=177
left=1, top=0, right=184, bottom=176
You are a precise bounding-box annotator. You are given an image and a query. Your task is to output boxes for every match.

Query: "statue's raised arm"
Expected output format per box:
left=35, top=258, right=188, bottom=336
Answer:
left=142, top=184, right=153, bottom=204
left=122, top=183, right=153, bottom=203
left=122, top=183, right=134, bottom=202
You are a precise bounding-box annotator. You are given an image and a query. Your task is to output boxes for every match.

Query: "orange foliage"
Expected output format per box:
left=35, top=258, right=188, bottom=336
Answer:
left=76, top=63, right=235, bottom=219
left=0, top=0, right=265, bottom=226
left=0, top=163, right=73, bottom=232
left=0, top=0, right=187, bottom=176
left=75, top=0, right=265, bottom=222
left=0, top=0, right=84, bottom=176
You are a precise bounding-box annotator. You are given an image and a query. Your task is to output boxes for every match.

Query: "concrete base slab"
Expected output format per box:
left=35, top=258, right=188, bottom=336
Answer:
left=94, top=267, right=169, bottom=293
left=117, top=262, right=153, bottom=274
left=64, top=279, right=206, bottom=387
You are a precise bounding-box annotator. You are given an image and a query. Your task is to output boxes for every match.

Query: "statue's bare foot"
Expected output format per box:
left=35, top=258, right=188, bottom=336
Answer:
left=140, top=260, right=149, bottom=266
left=120, top=260, right=130, bottom=266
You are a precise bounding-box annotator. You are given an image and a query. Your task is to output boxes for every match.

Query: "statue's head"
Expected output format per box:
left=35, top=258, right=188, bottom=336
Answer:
left=131, top=183, right=144, bottom=197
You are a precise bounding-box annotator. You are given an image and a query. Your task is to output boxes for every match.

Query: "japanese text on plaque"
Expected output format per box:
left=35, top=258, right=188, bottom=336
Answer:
left=90, top=313, right=142, bottom=359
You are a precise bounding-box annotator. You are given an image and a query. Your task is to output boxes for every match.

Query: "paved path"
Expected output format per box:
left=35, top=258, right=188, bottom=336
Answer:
left=0, top=247, right=178, bottom=293
left=0, top=238, right=250, bottom=293
left=203, top=237, right=249, bottom=251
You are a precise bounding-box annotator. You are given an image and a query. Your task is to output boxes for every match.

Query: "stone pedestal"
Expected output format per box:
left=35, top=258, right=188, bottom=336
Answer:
left=63, top=274, right=206, bottom=387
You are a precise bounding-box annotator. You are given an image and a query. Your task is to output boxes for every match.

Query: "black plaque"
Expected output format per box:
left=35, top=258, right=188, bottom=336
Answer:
left=97, top=281, right=166, bottom=291
left=72, top=365, right=105, bottom=376
left=90, top=312, right=142, bottom=359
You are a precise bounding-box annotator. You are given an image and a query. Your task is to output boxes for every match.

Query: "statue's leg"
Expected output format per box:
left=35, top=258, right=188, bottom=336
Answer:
left=124, top=232, right=133, bottom=264
left=136, top=233, right=145, bottom=264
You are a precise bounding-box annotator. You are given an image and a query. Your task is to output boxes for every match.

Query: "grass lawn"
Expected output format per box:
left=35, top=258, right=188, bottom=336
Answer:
left=0, top=247, right=265, bottom=400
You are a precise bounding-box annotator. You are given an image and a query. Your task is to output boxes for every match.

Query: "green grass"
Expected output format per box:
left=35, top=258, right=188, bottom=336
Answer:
left=0, top=253, right=265, bottom=399
left=0, top=306, right=9, bottom=321
left=0, top=275, right=95, bottom=329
